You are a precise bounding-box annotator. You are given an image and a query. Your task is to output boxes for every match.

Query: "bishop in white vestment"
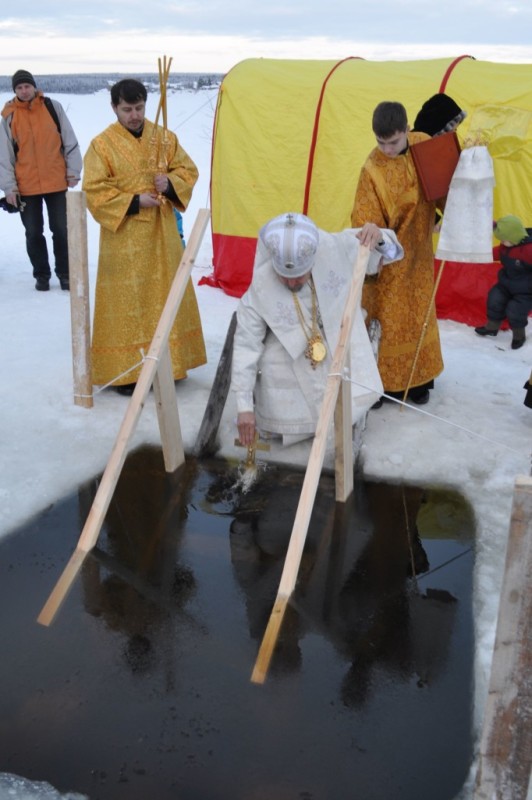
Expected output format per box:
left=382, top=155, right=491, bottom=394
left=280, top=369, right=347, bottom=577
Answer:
left=231, top=213, right=404, bottom=446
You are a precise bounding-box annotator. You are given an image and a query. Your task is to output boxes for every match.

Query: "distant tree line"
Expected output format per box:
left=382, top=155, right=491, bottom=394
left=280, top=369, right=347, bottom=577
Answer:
left=0, top=73, right=223, bottom=94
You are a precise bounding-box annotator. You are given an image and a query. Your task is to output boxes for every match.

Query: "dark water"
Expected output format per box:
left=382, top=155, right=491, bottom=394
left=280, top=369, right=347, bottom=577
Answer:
left=0, top=447, right=475, bottom=800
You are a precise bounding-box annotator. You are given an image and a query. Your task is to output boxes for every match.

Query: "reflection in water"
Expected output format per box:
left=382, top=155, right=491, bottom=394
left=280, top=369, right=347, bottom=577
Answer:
left=79, top=449, right=201, bottom=687
left=0, top=446, right=475, bottom=800
left=334, top=484, right=457, bottom=708
left=227, top=473, right=334, bottom=676
left=79, top=454, right=464, bottom=702
left=225, top=477, right=461, bottom=706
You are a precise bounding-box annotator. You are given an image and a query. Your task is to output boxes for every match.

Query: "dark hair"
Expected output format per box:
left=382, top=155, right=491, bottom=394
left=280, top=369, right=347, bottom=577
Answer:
left=372, top=101, right=408, bottom=139
left=110, top=78, right=147, bottom=106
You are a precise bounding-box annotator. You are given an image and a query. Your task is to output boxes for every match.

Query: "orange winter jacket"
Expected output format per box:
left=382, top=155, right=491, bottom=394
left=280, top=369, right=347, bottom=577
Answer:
left=2, top=92, right=67, bottom=195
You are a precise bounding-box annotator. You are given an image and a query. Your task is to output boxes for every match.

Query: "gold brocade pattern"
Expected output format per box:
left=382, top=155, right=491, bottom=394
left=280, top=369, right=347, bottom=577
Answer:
left=351, top=133, right=444, bottom=392
left=83, top=120, right=206, bottom=386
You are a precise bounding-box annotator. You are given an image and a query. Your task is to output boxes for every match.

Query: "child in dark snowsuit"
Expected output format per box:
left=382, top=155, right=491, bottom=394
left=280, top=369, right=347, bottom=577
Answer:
left=475, top=215, right=532, bottom=350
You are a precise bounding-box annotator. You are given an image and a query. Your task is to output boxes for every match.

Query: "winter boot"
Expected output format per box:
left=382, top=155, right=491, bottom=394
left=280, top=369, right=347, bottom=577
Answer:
left=474, top=319, right=500, bottom=337
left=35, top=277, right=50, bottom=291
left=524, top=372, right=532, bottom=408
left=511, top=327, right=526, bottom=350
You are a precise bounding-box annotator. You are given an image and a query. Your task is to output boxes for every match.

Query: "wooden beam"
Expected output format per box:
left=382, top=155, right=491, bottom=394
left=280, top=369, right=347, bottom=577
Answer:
left=193, top=311, right=237, bottom=457
left=152, top=342, right=185, bottom=472
left=37, top=209, right=210, bottom=627
left=251, top=244, right=370, bottom=683
left=36, top=548, right=88, bottom=626
left=333, top=344, right=353, bottom=502
left=67, top=191, right=93, bottom=408
left=473, top=474, right=532, bottom=800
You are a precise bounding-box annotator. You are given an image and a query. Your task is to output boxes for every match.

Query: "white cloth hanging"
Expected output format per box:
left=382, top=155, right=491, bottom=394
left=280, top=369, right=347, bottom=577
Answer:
left=436, top=145, right=495, bottom=263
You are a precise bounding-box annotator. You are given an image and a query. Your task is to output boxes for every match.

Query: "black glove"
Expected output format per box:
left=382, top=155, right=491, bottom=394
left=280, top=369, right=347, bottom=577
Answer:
left=0, top=197, right=21, bottom=213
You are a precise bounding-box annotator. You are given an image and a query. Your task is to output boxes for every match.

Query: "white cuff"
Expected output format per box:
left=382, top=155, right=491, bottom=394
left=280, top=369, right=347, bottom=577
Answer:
left=377, top=239, right=400, bottom=260
left=236, top=391, right=254, bottom=414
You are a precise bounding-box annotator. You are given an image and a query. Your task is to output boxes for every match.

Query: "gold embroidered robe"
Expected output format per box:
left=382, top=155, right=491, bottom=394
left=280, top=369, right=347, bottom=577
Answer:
left=351, top=133, right=444, bottom=393
left=83, top=119, right=206, bottom=387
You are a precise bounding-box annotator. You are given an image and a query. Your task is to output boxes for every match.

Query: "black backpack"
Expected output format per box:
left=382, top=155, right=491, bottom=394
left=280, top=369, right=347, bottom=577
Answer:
left=9, top=97, right=62, bottom=158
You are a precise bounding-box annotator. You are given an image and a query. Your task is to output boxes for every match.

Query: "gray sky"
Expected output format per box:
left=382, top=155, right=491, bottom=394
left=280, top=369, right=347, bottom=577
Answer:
left=1, top=0, right=532, bottom=73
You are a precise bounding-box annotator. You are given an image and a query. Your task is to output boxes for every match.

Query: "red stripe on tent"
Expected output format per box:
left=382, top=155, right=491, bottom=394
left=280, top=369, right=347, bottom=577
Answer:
left=199, top=233, right=258, bottom=298
left=203, top=232, right=504, bottom=325
left=439, top=55, right=475, bottom=93
left=302, top=56, right=364, bottom=215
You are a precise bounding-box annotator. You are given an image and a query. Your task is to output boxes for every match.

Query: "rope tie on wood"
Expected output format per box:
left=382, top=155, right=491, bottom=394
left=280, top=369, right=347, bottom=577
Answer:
left=330, top=370, right=527, bottom=458
left=73, top=349, right=160, bottom=399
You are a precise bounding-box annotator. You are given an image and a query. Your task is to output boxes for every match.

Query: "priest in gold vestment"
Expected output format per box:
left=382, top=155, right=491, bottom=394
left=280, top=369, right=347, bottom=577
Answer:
left=83, top=79, right=206, bottom=394
left=351, top=101, right=444, bottom=405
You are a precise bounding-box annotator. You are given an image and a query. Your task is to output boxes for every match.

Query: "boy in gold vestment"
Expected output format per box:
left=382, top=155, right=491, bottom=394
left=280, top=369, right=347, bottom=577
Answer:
left=352, top=101, right=444, bottom=405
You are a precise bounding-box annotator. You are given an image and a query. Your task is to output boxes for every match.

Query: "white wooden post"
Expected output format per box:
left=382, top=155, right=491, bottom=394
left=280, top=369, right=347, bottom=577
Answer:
left=473, top=474, right=532, bottom=800
left=67, top=191, right=93, bottom=408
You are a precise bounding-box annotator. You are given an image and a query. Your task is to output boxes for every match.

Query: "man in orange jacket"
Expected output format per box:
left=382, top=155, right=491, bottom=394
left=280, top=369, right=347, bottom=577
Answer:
left=0, top=69, right=82, bottom=291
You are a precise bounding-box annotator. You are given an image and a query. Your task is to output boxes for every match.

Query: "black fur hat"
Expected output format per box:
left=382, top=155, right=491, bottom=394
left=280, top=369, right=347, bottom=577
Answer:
left=12, top=69, right=36, bottom=91
left=413, top=93, right=465, bottom=136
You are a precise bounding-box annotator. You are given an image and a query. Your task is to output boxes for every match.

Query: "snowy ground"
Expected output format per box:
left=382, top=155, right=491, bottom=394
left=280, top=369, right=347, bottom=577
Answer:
left=0, top=88, right=530, bottom=799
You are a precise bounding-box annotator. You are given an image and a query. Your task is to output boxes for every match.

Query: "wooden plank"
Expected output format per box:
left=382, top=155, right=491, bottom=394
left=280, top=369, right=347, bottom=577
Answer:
left=67, top=191, right=93, bottom=408
left=351, top=318, right=381, bottom=470
left=37, top=209, right=210, bottom=627
left=37, top=547, right=88, bottom=626
left=152, top=342, right=185, bottom=472
left=250, top=597, right=290, bottom=683
left=193, top=311, right=237, bottom=457
left=473, top=475, right=532, bottom=800
left=333, top=344, right=353, bottom=502
left=251, top=244, right=370, bottom=683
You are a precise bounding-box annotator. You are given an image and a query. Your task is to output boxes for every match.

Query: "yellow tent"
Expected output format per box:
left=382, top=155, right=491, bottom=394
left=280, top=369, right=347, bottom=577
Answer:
left=203, top=56, right=532, bottom=324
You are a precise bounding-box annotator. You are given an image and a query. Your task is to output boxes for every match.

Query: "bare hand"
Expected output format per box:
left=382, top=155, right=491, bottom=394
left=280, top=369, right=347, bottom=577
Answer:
left=356, top=222, right=383, bottom=250
left=139, top=192, right=161, bottom=208
left=237, top=411, right=256, bottom=447
left=154, top=174, right=169, bottom=194
left=6, top=192, right=19, bottom=207
left=67, top=176, right=79, bottom=188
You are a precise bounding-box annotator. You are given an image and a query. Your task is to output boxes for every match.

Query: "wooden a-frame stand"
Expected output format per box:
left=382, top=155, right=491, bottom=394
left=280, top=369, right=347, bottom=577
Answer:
left=37, top=207, right=211, bottom=627
left=251, top=244, right=371, bottom=683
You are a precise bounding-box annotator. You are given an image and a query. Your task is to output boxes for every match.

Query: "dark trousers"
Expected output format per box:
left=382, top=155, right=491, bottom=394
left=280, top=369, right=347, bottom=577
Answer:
left=19, top=191, right=69, bottom=280
left=487, top=283, right=532, bottom=329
